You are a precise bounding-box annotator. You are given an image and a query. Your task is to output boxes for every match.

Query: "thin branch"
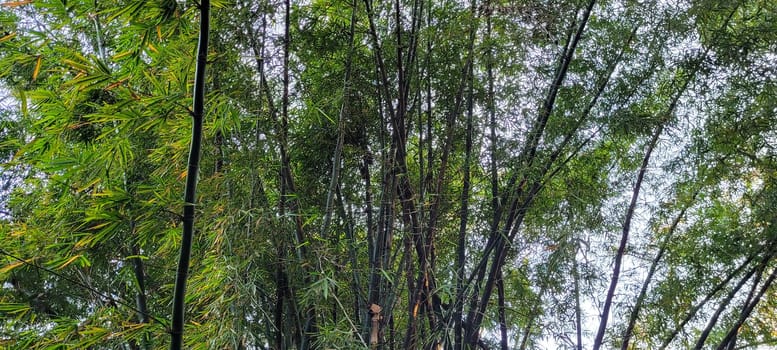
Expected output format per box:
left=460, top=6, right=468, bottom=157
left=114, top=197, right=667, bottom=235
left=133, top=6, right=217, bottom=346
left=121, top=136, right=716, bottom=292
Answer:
left=658, top=252, right=759, bottom=350
left=620, top=189, right=700, bottom=349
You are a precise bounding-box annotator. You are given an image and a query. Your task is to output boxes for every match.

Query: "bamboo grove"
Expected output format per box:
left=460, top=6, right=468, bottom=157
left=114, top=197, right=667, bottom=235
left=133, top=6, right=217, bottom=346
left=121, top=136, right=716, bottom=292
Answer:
left=1, top=0, right=777, bottom=349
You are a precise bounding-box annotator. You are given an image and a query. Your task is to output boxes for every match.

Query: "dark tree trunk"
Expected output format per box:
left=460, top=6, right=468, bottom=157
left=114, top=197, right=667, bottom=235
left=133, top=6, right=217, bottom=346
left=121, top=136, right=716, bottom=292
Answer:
left=497, top=268, right=508, bottom=350
left=170, top=1, right=210, bottom=349
left=131, top=241, right=150, bottom=349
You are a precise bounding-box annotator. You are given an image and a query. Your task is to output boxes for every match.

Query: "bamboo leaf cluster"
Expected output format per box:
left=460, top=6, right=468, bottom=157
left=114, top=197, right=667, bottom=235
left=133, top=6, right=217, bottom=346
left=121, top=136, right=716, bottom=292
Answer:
left=1, top=0, right=777, bottom=349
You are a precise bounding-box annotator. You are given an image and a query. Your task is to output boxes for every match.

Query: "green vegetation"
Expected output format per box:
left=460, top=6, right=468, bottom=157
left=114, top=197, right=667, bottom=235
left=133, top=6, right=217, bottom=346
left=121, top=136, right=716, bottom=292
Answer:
left=1, top=0, right=776, bottom=349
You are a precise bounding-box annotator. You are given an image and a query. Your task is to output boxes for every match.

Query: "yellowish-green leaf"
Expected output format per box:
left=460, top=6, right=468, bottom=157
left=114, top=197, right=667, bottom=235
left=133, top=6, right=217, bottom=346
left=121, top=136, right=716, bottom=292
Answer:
left=32, top=55, right=41, bottom=81
left=112, top=50, right=134, bottom=60
left=1, top=0, right=33, bottom=7
left=88, top=222, right=112, bottom=230
left=210, top=0, right=234, bottom=8
left=74, top=235, right=96, bottom=249
left=0, top=32, right=16, bottom=43
left=57, top=255, right=82, bottom=269
left=76, top=177, right=101, bottom=193
left=65, top=73, right=111, bottom=89
left=0, top=261, right=25, bottom=274
left=17, top=89, right=27, bottom=118
left=0, top=303, right=31, bottom=316
left=316, top=106, right=336, bottom=125
left=79, top=326, right=108, bottom=336
left=61, top=58, right=91, bottom=72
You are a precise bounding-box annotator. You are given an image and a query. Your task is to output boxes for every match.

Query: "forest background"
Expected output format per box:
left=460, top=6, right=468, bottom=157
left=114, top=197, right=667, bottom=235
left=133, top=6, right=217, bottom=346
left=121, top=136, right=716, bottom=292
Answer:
left=1, top=0, right=777, bottom=349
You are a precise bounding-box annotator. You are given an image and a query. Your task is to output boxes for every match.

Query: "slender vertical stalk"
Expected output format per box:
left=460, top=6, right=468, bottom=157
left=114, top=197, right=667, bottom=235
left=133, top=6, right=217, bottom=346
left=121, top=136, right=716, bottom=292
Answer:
left=248, top=8, right=268, bottom=212
left=335, top=182, right=365, bottom=323
left=131, top=235, right=150, bottom=349
left=455, top=0, right=479, bottom=347
left=365, top=35, right=394, bottom=346
left=486, top=1, right=498, bottom=239
left=318, top=1, right=358, bottom=329
left=621, top=194, right=697, bottom=350
left=274, top=267, right=287, bottom=350
left=497, top=268, right=508, bottom=350
left=170, top=1, right=210, bottom=349
left=517, top=287, right=544, bottom=350
left=592, top=123, right=662, bottom=350
left=321, top=0, right=357, bottom=239
left=278, top=1, right=315, bottom=347
left=573, top=250, right=582, bottom=350
left=361, top=149, right=375, bottom=341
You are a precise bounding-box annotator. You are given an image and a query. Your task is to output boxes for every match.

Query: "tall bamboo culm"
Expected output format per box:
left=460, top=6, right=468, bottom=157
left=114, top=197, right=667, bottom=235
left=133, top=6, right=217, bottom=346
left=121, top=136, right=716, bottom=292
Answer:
left=170, top=1, right=211, bottom=349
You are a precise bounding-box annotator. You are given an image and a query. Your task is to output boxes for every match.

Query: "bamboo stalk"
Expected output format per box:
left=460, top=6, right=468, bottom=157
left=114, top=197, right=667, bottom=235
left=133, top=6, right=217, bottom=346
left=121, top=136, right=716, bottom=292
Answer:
left=170, top=1, right=210, bottom=349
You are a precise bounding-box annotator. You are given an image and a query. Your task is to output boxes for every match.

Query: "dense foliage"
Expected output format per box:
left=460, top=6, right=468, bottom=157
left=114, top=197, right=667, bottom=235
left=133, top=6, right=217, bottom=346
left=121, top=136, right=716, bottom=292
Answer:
left=1, top=0, right=777, bottom=349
